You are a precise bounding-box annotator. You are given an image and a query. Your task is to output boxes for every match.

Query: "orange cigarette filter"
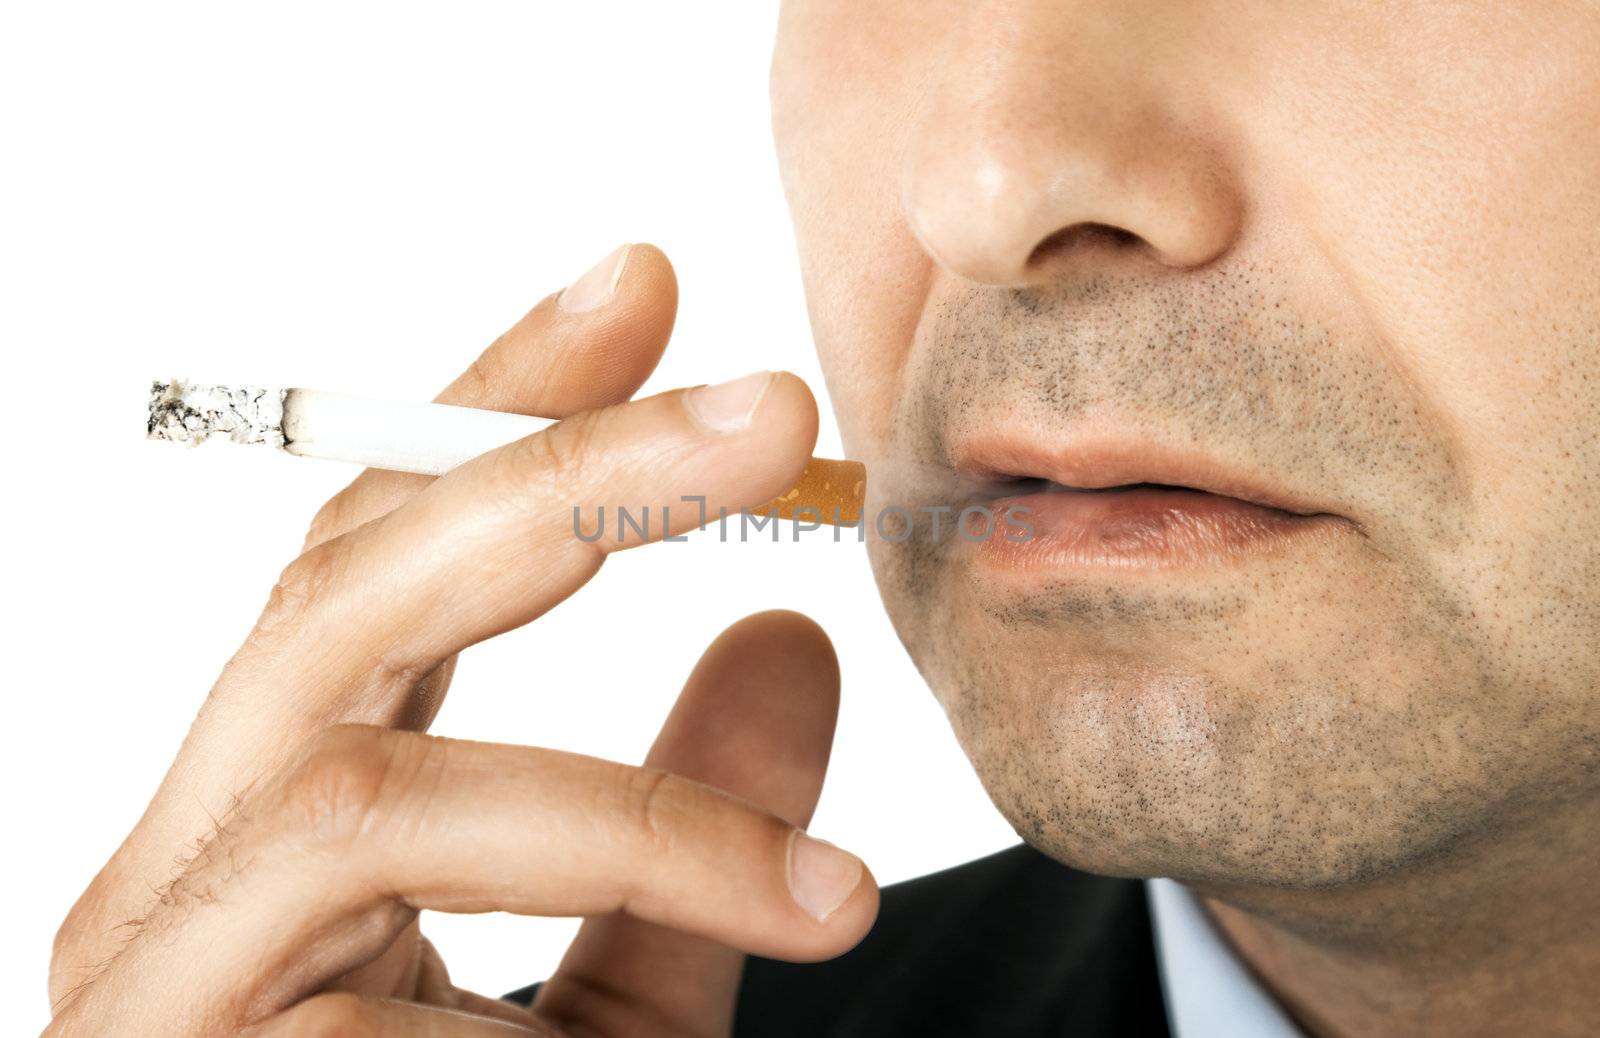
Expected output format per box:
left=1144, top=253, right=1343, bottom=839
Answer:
left=753, top=457, right=866, bottom=526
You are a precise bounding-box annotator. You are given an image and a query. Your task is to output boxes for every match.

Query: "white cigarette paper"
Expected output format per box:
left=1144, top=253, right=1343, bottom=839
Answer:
left=147, top=379, right=553, bottom=476
left=147, top=378, right=870, bottom=525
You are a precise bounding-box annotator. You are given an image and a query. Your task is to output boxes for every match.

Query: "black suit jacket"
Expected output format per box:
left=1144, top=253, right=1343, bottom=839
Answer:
left=508, top=843, right=1171, bottom=1037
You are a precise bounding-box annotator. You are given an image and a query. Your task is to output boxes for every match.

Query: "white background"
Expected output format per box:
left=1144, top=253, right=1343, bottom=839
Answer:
left=1, top=3, right=1016, bottom=1030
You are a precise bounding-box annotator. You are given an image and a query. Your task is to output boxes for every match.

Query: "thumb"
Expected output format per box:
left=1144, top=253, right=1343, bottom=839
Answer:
left=535, top=610, right=870, bottom=1036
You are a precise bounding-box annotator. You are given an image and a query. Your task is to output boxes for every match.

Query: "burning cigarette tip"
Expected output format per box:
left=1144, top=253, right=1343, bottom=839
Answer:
left=147, top=379, right=286, bottom=448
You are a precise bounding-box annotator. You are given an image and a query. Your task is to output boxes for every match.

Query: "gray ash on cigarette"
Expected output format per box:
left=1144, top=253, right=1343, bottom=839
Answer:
left=147, top=379, right=287, bottom=448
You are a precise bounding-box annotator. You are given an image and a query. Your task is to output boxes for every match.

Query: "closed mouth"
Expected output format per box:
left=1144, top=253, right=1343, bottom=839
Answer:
left=950, top=437, right=1357, bottom=572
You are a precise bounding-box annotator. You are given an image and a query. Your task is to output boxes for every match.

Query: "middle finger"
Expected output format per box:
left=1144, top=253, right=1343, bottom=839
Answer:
left=58, top=727, right=875, bottom=1036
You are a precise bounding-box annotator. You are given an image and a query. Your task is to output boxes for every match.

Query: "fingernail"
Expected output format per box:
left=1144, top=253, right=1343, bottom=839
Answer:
left=686, top=371, right=775, bottom=433
left=558, top=243, right=632, bottom=313
left=788, top=831, right=862, bottom=923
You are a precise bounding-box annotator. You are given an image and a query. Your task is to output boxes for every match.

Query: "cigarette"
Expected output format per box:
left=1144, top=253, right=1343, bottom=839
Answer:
left=147, top=379, right=865, bottom=526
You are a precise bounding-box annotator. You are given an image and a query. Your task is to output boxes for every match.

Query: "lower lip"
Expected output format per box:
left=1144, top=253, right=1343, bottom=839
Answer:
left=973, top=486, right=1349, bottom=573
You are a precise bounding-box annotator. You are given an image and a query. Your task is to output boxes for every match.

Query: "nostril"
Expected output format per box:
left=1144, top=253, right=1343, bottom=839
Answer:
left=1027, top=222, right=1145, bottom=269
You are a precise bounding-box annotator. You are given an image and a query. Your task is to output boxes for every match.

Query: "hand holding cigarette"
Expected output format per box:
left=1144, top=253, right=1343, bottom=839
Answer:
left=49, top=244, right=878, bottom=1036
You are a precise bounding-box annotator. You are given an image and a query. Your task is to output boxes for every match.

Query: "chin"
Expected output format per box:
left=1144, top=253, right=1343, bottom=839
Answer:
left=937, top=657, right=1467, bottom=889
left=873, top=540, right=1528, bottom=892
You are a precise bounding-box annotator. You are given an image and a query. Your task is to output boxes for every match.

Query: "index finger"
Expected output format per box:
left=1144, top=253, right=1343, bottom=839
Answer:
left=303, top=242, right=677, bottom=551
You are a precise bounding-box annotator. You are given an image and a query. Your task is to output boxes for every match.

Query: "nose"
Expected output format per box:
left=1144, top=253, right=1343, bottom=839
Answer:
left=901, top=3, right=1243, bottom=286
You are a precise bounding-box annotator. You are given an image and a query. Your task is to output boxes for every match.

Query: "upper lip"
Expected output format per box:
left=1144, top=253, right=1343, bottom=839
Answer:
left=952, top=432, right=1349, bottom=520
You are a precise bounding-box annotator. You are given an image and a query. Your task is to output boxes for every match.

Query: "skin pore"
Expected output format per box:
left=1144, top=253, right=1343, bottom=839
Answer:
left=771, top=2, right=1600, bottom=1035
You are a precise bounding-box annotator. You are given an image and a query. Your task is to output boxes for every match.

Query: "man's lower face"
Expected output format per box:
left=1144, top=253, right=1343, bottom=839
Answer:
left=771, top=0, right=1600, bottom=901
left=857, top=263, right=1600, bottom=891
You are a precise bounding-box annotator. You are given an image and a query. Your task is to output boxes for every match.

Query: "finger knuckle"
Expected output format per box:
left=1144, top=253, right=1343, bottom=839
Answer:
left=260, top=541, right=345, bottom=632
left=280, top=725, right=417, bottom=847
left=302, top=491, right=353, bottom=550
left=618, top=766, right=687, bottom=856
left=459, top=351, right=502, bottom=401
left=49, top=880, right=116, bottom=1006
left=50, top=890, right=97, bottom=972
left=514, top=406, right=608, bottom=491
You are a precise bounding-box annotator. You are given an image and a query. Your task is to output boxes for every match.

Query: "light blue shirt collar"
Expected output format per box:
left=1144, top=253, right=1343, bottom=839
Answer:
left=1146, top=878, right=1305, bottom=1038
